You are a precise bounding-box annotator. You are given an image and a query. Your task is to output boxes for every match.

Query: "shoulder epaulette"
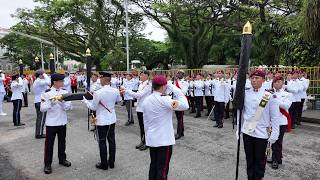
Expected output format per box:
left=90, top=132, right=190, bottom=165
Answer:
left=245, top=87, right=250, bottom=90
left=45, top=89, right=51, bottom=92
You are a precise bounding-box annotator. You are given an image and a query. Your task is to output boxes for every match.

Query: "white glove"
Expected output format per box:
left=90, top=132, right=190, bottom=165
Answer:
left=81, top=96, right=88, bottom=104
left=268, top=138, right=276, bottom=145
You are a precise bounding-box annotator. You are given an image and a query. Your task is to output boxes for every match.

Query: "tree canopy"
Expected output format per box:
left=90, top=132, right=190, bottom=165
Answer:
left=1, top=0, right=319, bottom=70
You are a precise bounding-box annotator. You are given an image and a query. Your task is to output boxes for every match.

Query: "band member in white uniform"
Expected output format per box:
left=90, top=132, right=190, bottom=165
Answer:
left=142, top=75, right=189, bottom=180
left=193, top=74, right=204, bottom=118
left=122, top=74, right=136, bottom=126
left=33, top=70, right=50, bottom=138
left=40, top=73, right=73, bottom=174
left=241, top=70, right=280, bottom=180
left=204, top=74, right=214, bottom=116
left=83, top=72, right=122, bottom=170
left=123, top=71, right=152, bottom=150
left=11, top=74, right=25, bottom=126
left=0, top=70, right=7, bottom=116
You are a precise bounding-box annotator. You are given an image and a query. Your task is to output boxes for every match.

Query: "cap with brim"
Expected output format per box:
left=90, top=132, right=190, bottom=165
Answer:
left=51, top=73, right=65, bottom=81
left=273, top=76, right=284, bottom=83
left=99, top=71, right=112, bottom=78
left=35, top=70, right=44, bottom=76
left=12, top=74, right=19, bottom=80
left=152, top=75, right=167, bottom=86
left=250, top=70, right=266, bottom=78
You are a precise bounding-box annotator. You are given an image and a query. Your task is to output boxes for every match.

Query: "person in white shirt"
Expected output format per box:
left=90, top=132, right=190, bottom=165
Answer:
left=122, top=74, right=135, bottom=126
left=286, top=70, right=302, bottom=129
left=241, top=70, right=280, bottom=180
left=11, top=74, right=25, bottom=126
left=122, top=71, right=152, bottom=150
left=267, top=76, right=292, bottom=169
left=297, top=70, right=309, bottom=125
left=110, top=74, right=119, bottom=89
left=213, top=70, right=231, bottom=128
left=262, top=71, right=273, bottom=90
left=171, top=70, right=189, bottom=140
left=63, top=72, right=72, bottom=93
left=82, top=72, right=122, bottom=170
left=40, top=73, right=73, bottom=174
left=224, top=71, right=232, bottom=119
left=0, top=70, right=7, bottom=116
left=21, top=74, right=29, bottom=107
left=193, top=74, right=204, bottom=118
left=141, top=75, right=189, bottom=180
left=204, top=74, right=214, bottom=116
left=33, top=70, right=50, bottom=139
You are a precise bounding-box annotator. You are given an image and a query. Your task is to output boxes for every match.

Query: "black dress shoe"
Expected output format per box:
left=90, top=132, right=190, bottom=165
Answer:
left=135, top=142, right=144, bottom=149
left=16, top=123, right=25, bottom=126
left=213, top=124, right=219, bottom=127
left=267, top=159, right=273, bottom=164
left=175, top=134, right=184, bottom=140
left=190, top=111, right=195, bottom=113
left=96, top=163, right=108, bottom=170
left=36, top=135, right=46, bottom=139
left=278, top=160, right=282, bottom=165
left=44, top=165, right=52, bottom=174
left=272, top=161, right=278, bottom=169
left=218, top=124, right=223, bottom=128
left=139, top=144, right=148, bottom=151
left=108, top=162, right=114, bottom=169
left=125, top=121, right=134, bottom=126
left=194, top=115, right=201, bottom=118
left=59, top=160, right=71, bottom=167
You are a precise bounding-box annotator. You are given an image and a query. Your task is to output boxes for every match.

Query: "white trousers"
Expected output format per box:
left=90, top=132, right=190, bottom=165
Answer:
left=0, top=92, right=5, bottom=113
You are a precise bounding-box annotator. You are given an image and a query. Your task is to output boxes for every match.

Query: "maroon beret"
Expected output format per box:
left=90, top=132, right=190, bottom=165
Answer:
left=250, top=70, right=266, bottom=78
left=273, top=76, right=284, bottom=83
left=152, top=75, right=167, bottom=86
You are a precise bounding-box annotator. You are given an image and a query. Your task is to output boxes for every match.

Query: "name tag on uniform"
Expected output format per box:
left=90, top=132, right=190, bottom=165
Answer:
left=243, top=91, right=272, bottom=134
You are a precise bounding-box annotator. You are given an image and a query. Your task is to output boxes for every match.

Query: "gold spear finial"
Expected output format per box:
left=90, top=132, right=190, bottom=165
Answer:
left=86, top=48, right=91, bottom=56
left=242, top=21, right=252, bottom=35
left=49, top=53, right=54, bottom=59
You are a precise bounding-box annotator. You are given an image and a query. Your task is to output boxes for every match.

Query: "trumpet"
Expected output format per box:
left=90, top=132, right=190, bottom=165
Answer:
left=266, top=127, right=272, bottom=157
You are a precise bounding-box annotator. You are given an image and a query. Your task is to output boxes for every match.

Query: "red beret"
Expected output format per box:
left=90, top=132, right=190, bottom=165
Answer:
left=152, top=75, right=167, bottom=86
left=250, top=70, right=266, bottom=78
left=273, top=76, right=284, bottom=83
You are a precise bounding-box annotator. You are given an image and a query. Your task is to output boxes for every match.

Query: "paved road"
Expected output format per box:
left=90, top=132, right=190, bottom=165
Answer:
left=0, top=97, right=320, bottom=180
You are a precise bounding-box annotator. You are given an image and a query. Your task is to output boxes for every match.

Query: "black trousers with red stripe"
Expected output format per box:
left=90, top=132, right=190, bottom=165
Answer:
left=175, top=111, right=184, bottom=136
left=272, top=125, right=287, bottom=163
left=44, top=125, right=67, bottom=166
left=149, top=145, right=172, bottom=180
left=243, top=134, right=268, bottom=180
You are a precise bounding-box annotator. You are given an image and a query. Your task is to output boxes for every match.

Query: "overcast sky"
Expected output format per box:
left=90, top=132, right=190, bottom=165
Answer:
left=0, top=0, right=167, bottom=41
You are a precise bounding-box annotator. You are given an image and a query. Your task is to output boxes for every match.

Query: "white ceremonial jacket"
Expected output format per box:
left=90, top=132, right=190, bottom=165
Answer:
left=33, top=74, right=50, bottom=103
left=40, top=87, right=72, bottom=126
left=84, top=85, right=121, bottom=126
left=241, top=88, right=280, bottom=142
left=142, top=84, right=189, bottom=147
left=193, top=80, right=204, bottom=97
left=274, top=88, right=293, bottom=126
left=11, top=77, right=24, bottom=100
left=127, top=80, right=152, bottom=112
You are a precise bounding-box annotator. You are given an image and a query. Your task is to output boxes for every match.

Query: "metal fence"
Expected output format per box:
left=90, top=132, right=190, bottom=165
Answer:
left=23, top=66, right=320, bottom=99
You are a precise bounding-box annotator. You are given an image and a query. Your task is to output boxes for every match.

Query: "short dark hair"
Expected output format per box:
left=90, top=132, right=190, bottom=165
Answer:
left=152, top=82, right=162, bottom=91
left=141, top=70, right=150, bottom=76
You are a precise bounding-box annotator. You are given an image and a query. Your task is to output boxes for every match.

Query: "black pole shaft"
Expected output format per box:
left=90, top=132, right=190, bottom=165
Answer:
left=235, top=110, right=242, bottom=180
left=86, top=55, right=92, bottom=131
left=50, top=58, right=55, bottom=74
left=19, top=64, right=23, bottom=76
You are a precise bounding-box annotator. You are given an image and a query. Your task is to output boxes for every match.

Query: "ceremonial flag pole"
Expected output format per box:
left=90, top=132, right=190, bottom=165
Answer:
left=234, top=21, right=253, bottom=180
left=86, top=48, right=92, bottom=131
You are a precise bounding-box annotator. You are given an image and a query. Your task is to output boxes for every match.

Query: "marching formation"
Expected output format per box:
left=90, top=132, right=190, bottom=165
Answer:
left=0, top=67, right=310, bottom=180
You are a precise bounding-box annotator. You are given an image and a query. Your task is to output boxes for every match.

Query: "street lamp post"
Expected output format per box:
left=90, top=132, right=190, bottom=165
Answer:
left=35, top=56, right=40, bottom=70
left=49, top=53, right=55, bottom=74
left=19, top=59, right=23, bottom=76
left=125, top=0, right=130, bottom=73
